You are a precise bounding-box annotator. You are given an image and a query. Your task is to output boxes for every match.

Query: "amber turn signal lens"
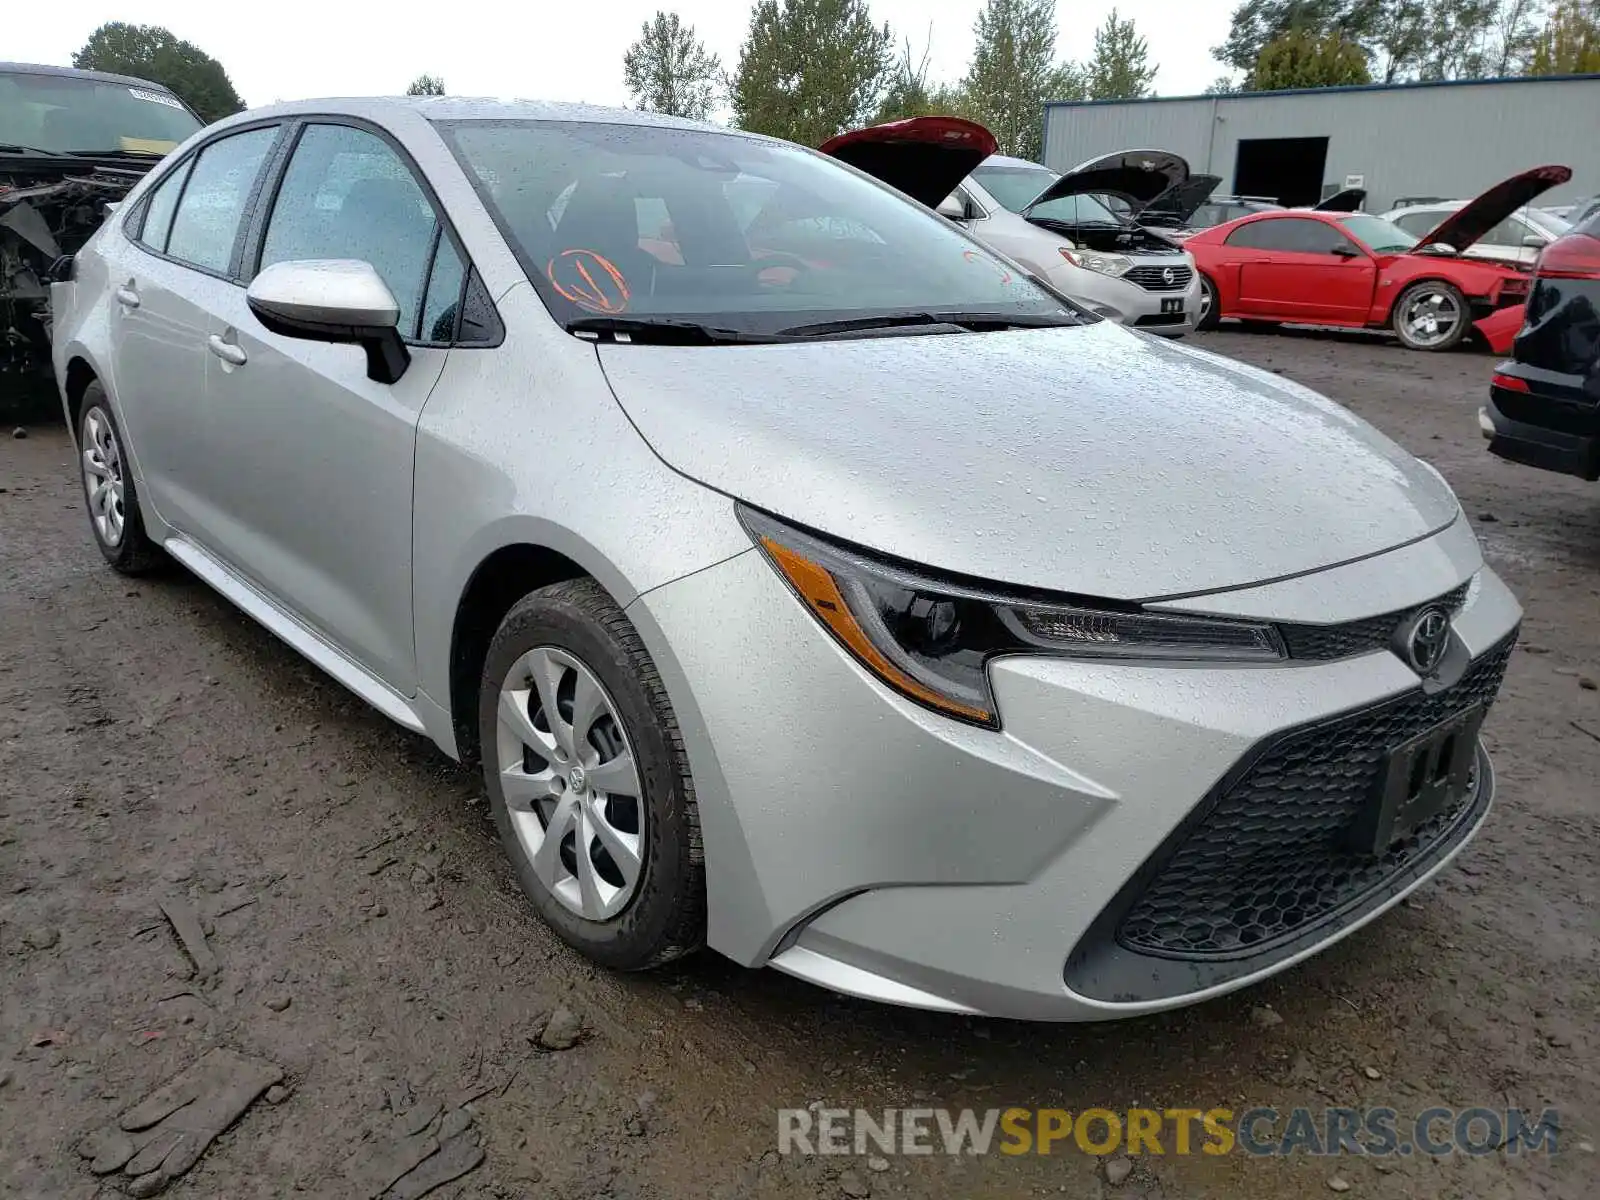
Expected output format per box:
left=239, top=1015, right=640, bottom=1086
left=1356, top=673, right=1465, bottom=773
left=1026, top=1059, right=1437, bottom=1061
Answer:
left=758, top=536, right=995, bottom=725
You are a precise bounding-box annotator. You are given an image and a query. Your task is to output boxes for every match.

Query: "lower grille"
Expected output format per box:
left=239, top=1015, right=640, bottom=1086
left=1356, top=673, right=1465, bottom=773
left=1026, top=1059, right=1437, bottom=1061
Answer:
left=1115, top=634, right=1514, bottom=960
left=1135, top=312, right=1188, bottom=327
left=1125, top=264, right=1193, bottom=291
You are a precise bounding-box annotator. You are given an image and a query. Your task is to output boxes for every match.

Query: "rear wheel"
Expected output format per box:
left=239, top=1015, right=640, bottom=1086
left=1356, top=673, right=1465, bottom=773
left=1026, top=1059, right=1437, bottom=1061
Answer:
left=1392, top=280, right=1469, bottom=351
left=77, top=385, right=163, bottom=575
left=478, top=578, right=705, bottom=970
left=1196, top=274, right=1221, bottom=330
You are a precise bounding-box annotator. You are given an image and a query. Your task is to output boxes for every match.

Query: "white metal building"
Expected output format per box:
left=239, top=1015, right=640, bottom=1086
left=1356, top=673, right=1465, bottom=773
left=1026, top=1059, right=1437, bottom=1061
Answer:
left=1041, top=74, right=1600, bottom=213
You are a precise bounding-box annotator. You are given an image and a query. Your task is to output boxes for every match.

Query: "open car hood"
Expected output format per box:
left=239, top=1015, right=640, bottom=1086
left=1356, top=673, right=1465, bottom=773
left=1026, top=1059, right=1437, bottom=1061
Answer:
left=1022, top=148, right=1189, bottom=214
left=1312, top=187, right=1366, bottom=212
left=819, top=117, right=998, bottom=209
left=1139, top=173, right=1222, bottom=225
left=1413, top=164, right=1572, bottom=253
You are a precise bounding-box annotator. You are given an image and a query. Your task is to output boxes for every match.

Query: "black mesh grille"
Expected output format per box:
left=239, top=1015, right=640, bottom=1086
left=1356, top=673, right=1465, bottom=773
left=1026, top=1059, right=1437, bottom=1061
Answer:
left=1115, top=635, right=1514, bottom=959
left=1279, top=581, right=1471, bottom=662
left=1125, top=264, right=1193, bottom=291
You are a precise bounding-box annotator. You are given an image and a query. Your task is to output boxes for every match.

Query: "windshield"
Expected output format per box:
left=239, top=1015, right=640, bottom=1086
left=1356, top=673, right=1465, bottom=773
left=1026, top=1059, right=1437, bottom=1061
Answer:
left=969, top=164, right=1056, bottom=212
left=438, top=120, right=1074, bottom=337
left=1524, top=207, right=1571, bottom=238
left=1336, top=214, right=1419, bottom=254
left=0, top=70, right=201, bottom=155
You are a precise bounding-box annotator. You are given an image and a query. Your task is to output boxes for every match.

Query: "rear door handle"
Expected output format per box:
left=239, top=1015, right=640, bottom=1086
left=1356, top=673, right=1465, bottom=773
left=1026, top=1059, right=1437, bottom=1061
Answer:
left=114, top=286, right=140, bottom=309
left=207, top=335, right=248, bottom=366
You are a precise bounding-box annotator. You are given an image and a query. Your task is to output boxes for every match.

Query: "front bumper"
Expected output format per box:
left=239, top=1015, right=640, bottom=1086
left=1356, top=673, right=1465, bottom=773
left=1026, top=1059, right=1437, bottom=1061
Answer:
left=1481, top=395, right=1600, bottom=481
left=1049, top=261, right=1202, bottom=337
left=630, top=523, right=1522, bottom=1020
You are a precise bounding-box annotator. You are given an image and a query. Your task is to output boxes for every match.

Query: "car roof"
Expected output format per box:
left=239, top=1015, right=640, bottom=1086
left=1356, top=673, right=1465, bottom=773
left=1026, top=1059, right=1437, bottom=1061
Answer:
left=972, top=154, right=1052, bottom=172
left=229, top=95, right=740, bottom=136
left=0, top=60, right=180, bottom=93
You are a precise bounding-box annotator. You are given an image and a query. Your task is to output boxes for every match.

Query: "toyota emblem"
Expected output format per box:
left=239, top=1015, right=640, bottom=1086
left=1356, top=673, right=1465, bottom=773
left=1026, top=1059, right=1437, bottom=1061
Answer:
left=1162, top=266, right=1175, bottom=285
left=1398, top=606, right=1451, bottom=675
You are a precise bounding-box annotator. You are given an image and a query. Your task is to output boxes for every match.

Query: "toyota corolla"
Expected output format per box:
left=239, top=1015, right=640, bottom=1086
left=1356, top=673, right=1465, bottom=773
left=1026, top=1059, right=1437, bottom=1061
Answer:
left=51, top=98, right=1521, bottom=1019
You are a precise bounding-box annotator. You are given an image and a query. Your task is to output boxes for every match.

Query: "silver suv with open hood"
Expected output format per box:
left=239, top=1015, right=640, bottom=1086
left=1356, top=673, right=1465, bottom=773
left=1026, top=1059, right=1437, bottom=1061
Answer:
left=822, top=120, right=1203, bottom=335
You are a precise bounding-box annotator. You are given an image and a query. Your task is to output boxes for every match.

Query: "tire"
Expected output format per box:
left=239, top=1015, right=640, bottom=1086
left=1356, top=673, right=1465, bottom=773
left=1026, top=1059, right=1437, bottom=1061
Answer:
left=478, top=578, right=705, bottom=971
left=77, top=385, right=163, bottom=575
left=1392, top=280, right=1469, bottom=351
left=1196, top=274, right=1221, bottom=331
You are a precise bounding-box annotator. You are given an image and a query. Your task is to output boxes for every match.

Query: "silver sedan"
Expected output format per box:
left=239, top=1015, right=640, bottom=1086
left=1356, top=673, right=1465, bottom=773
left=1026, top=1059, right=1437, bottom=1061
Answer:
left=53, top=97, right=1521, bottom=1019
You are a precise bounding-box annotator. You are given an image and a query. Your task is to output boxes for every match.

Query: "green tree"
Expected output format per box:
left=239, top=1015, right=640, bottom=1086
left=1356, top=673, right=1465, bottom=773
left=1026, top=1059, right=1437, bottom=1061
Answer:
left=730, top=0, right=894, bottom=144
left=405, top=74, right=446, bottom=96
left=1085, top=9, right=1158, bottom=99
left=1205, top=74, right=1243, bottom=93
left=873, top=35, right=935, bottom=121
left=1213, top=0, right=1362, bottom=76
left=1529, top=0, right=1600, bottom=72
left=1251, top=27, right=1373, bottom=87
left=623, top=11, right=721, bottom=119
left=1489, top=0, right=1544, bottom=73
left=961, top=0, right=1082, bottom=160
left=72, top=22, right=244, bottom=121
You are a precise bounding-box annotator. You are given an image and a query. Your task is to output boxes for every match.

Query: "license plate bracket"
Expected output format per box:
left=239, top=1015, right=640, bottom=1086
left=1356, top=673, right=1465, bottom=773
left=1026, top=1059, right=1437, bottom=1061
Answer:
left=1350, top=705, right=1484, bottom=856
left=1160, top=297, right=1185, bottom=314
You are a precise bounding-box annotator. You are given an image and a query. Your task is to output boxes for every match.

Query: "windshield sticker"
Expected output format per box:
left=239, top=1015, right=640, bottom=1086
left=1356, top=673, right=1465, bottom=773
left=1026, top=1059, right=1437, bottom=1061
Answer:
left=546, top=249, right=631, bottom=314
left=129, top=88, right=185, bottom=109
left=962, top=248, right=1012, bottom=284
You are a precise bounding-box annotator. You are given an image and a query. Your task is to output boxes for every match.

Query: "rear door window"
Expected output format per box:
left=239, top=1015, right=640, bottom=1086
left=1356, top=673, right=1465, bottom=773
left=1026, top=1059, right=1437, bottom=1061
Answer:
left=136, top=157, right=193, bottom=252
left=164, top=125, right=278, bottom=274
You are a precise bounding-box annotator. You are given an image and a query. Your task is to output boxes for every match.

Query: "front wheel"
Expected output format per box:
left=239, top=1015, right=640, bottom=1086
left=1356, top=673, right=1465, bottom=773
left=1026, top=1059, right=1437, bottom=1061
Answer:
left=1195, top=274, right=1221, bottom=331
left=1392, top=280, right=1469, bottom=351
left=478, top=578, right=705, bottom=971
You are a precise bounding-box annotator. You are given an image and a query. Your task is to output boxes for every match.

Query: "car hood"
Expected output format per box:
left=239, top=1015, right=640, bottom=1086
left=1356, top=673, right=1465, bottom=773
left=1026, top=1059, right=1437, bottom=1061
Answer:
left=1312, top=187, right=1366, bottom=212
left=596, top=322, right=1460, bottom=599
left=819, top=117, right=998, bottom=209
left=1023, top=149, right=1189, bottom=213
left=1414, top=164, right=1572, bottom=253
left=1140, top=173, right=1221, bottom=225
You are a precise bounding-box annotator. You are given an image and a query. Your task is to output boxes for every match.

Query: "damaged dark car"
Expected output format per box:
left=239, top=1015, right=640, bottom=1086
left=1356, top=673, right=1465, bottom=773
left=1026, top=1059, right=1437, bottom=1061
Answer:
left=1, top=62, right=201, bottom=382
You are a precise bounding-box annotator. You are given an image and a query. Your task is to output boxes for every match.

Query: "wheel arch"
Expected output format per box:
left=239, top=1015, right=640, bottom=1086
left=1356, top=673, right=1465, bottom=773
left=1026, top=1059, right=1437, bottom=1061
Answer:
left=62, top=355, right=101, bottom=446
left=1377, top=273, right=1476, bottom=325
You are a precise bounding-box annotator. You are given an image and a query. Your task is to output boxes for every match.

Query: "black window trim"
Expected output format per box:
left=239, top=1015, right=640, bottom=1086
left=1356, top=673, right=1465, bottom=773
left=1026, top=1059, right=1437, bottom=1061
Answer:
left=241, top=113, right=502, bottom=349
left=122, top=118, right=289, bottom=284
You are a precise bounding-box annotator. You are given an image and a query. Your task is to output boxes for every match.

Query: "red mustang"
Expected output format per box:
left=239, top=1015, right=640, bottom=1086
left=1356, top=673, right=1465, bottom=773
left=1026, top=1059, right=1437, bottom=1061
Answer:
left=1187, top=166, right=1571, bottom=352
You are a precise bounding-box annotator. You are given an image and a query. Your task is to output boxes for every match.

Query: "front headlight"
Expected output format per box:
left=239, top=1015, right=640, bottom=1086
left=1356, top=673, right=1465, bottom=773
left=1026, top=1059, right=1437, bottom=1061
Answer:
left=741, top=508, right=1286, bottom=729
left=1060, top=248, right=1134, bottom=277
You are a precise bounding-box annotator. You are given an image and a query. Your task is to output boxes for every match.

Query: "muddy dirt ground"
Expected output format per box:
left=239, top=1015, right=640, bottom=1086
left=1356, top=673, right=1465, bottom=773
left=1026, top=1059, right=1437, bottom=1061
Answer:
left=2, top=328, right=1597, bottom=1200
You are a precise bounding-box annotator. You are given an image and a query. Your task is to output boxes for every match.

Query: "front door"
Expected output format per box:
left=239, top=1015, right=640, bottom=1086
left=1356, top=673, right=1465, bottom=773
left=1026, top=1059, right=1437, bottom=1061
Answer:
left=194, top=121, right=464, bottom=691
left=1228, top=216, right=1377, bottom=322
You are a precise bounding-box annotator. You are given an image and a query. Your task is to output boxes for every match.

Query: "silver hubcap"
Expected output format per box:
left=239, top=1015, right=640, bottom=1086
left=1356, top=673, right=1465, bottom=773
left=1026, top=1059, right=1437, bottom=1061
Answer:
left=1200, top=279, right=1214, bottom=320
left=495, top=647, right=644, bottom=921
left=1401, top=289, right=1461, bottom=347
left=81, top=407, right=126, bottom=547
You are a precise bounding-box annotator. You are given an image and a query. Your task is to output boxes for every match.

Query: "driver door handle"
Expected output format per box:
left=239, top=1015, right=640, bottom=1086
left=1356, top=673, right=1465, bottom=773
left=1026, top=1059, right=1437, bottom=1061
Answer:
left=207, top=335, right=248, bottom=366
left=115, top=286, right=141, bottom=309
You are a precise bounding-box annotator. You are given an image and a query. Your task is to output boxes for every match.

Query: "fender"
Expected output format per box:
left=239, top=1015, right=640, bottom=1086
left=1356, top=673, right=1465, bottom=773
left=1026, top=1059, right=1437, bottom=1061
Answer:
left=1472, top=303, right=1525, bottom=356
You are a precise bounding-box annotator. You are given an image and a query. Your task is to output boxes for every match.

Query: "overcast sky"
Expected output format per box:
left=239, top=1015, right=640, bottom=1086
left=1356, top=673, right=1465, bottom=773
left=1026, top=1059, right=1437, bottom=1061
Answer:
left=10, top=1, right=1237, bottom=111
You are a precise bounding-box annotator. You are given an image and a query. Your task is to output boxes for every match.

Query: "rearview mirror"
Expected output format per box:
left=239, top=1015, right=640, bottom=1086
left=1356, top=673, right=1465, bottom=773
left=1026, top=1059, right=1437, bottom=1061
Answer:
left=936, top=194, right=970, bottom=221
left=246, top=259, right=410, bottom=384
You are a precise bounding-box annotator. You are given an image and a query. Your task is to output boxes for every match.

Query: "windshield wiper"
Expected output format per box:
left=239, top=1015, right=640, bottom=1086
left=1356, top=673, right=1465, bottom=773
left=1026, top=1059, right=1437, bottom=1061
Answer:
left=777, top=311, right=1077, bottom=338
left=0, top=143, right=71, bottom=158
left=565, top=315, right=779, bottom=344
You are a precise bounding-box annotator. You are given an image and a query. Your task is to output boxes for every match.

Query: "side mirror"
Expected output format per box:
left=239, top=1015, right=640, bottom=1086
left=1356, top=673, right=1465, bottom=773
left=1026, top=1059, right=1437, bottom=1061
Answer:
left=1414, top=242, right=1459, bottom=257
left=1522, top=234, right=1549, bottom=249
left=246, top=259, right=410, bottom=384
left=936, top=194, right=970, bottom=221
left=1330, top=245, right=1362, bottom=259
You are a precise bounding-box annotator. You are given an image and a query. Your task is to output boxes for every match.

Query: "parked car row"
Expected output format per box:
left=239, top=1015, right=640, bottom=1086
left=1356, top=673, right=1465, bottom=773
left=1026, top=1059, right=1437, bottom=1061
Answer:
left=51, top=94, right=1523, bottom=1020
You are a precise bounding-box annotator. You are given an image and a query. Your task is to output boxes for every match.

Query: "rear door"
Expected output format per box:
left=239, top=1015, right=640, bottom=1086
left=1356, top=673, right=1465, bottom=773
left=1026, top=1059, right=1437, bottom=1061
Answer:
left=1227, top=216, right=1376, bottom=322
left=194, top=119, right=470, bottom=690
left=106, top=124, right=282, bottom=529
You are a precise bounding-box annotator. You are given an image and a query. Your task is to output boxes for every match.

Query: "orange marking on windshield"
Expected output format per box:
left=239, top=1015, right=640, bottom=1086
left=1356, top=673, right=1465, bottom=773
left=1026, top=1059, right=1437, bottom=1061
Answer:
left=547, top=249, right=631, bottom=314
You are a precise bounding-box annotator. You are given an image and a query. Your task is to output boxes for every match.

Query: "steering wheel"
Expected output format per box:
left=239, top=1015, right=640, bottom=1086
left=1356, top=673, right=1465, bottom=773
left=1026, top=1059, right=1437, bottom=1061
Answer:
left=751, top=250, right=813, bottom=289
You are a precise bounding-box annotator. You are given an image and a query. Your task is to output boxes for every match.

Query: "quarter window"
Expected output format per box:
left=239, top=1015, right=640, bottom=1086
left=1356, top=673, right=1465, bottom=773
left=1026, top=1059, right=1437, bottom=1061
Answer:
left=1392, top=210, right=1441, bottom=238
left=164, top=126, right=278, bottom=273
left=136, top=157, right=193, bottom=252
left=419, top=233, right=466, bottom=343
left=259, top=123, right=438, bottom=339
